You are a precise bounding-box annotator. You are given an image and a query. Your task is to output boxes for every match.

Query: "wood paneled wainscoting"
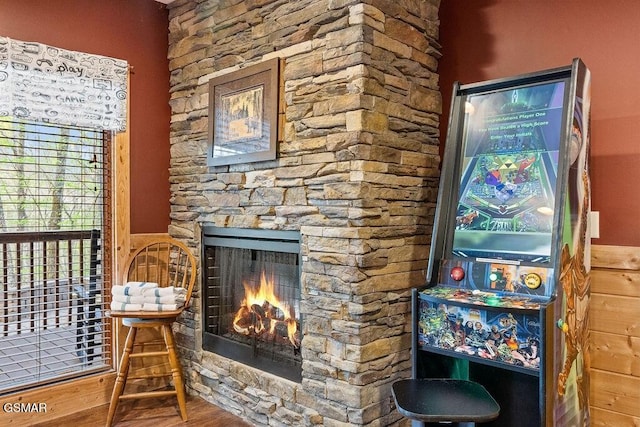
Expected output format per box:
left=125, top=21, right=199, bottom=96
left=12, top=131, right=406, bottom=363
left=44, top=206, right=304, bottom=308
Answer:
left=590, top=245, right=640, bottom=426
left=1, top=244, right=638, bottom=426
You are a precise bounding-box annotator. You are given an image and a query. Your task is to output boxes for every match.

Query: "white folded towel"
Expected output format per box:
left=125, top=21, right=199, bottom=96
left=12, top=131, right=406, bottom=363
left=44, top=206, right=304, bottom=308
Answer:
left=147, top=294, right=186, bottom=304
left=142, top=302, right=183, bottom=311
left=144, top=287, right=187, bottom=297
left=112, top=282, right=159, bottom=296
left=112, top=294, right=184, bottom=304
left=110, top=301, right=143, bottom=311
left=126, top=281, right=159, bottom=289
left=112, top=295, right=146, bottom=304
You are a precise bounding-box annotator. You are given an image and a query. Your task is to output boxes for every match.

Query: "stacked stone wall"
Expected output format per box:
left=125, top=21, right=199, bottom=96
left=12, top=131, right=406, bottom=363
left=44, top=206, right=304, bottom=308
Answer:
left=167, top=0, right=441, bottom=425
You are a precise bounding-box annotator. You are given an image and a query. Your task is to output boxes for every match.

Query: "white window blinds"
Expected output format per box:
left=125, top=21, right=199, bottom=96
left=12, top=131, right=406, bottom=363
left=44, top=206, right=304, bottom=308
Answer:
left=0, top=117, right=112, bottom=393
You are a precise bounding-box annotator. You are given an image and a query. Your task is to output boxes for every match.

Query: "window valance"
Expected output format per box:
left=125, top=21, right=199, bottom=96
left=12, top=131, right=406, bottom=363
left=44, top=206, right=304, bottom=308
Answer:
left=0, top=36, right=128, bottom=131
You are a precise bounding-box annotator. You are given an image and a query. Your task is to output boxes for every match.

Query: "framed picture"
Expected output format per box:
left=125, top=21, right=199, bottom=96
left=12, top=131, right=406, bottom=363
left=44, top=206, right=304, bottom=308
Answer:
left=207, top=58, right=280, bottom=166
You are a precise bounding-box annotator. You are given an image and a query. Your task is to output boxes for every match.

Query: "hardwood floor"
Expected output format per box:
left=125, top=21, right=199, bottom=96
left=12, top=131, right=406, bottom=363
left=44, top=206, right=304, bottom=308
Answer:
left=33, top=394, right=252, bottom=427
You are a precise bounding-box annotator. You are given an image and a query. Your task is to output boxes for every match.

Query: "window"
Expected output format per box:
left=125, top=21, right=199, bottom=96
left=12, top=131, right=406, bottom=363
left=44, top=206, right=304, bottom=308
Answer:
left=0, top=117, right=112, bottom=394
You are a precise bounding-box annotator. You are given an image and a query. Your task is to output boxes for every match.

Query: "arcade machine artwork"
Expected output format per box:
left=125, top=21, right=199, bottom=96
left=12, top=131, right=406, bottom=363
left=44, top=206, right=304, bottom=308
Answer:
left=413, top=58, right=591, bottom=426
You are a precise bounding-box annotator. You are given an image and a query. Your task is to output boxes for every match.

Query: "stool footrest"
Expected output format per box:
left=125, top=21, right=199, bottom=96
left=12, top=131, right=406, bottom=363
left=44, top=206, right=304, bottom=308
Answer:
left=127, top=373, right=171, bottom=380
left=130, top=351, right=169, bottom=358
left=119, top=390, right=178, bottom=400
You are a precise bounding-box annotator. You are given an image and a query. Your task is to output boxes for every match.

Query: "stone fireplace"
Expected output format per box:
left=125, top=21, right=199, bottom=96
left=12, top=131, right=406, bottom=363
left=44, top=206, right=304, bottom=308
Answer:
left=166, top=0, right=442, bottom=425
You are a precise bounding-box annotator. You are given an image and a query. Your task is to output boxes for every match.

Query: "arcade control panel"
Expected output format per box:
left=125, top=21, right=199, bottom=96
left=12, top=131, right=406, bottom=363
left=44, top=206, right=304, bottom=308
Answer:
left=417, top=259, right=551, bottom=373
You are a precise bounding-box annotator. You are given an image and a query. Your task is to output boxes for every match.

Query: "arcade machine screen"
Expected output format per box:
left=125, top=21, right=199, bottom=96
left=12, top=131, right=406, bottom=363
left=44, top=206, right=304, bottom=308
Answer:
left=451, top=80, right=567, bottom=266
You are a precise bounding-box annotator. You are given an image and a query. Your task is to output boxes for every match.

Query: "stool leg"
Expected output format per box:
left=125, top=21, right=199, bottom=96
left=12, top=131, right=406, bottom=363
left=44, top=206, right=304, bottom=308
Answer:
left=163, top=324, right=187, bottom=421
left=106, top=326, right=137, bottom=427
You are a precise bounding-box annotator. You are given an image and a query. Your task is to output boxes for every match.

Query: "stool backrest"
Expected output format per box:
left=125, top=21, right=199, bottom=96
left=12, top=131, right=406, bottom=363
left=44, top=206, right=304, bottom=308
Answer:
left=123, top=238, right=197, bottom=307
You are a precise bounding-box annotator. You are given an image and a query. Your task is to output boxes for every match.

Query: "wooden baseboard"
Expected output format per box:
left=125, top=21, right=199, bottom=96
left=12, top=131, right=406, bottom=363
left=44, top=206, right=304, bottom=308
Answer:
left=0, top=372, right=115, bottom=426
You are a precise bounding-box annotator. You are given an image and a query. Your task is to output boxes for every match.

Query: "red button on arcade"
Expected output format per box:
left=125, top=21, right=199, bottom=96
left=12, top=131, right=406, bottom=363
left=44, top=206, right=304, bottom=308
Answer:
left=450, top=266, right=465, bottom=281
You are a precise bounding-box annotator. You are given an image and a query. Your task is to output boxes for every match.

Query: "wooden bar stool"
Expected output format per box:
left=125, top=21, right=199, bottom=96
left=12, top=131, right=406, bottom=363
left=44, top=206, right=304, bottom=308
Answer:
left=105, top=238, right=197, bottom=427
left=392, top=378, right=500, bottom=427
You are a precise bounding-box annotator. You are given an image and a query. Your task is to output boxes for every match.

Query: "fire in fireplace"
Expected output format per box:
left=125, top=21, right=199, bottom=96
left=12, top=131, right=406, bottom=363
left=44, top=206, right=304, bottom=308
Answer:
left=201, top=226, right=302, bottom=382
left=233, top=270, right=300, bottom=348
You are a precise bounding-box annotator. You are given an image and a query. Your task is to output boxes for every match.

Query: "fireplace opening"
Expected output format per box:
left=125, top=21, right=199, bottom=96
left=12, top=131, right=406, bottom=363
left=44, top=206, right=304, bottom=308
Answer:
left=201, top=226, right=302, bottom=382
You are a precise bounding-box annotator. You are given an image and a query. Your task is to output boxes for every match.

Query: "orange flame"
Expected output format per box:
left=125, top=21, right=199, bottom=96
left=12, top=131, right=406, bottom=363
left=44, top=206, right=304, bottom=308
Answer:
left=232, top=271, right=299, bottom=348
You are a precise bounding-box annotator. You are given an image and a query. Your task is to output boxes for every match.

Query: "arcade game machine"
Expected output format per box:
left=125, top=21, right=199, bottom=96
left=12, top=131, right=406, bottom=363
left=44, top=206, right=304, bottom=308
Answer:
left=412, top=59, right=591, bottom=426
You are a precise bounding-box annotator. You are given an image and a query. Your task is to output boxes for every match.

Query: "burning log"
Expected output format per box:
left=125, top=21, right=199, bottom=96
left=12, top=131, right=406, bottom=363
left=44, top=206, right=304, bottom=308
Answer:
left=233, top=305, right=265, bottom=335
left=232, top=270, right=300, bottom=348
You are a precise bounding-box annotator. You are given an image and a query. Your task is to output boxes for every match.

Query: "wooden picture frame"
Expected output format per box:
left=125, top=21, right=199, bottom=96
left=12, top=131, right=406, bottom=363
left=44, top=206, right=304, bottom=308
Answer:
left=207, top=58, right=280, bottom=166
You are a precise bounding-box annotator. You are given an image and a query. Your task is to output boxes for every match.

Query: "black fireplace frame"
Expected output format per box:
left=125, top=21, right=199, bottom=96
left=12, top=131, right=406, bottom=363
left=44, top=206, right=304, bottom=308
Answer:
left=201, top=226, right=302, bottom=382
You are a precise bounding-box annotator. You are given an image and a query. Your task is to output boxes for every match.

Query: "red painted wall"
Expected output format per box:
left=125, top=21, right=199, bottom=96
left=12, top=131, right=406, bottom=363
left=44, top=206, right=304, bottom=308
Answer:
left=439, top=0, right=640, bottom=246
left=0, top=0, right=171, bottom=234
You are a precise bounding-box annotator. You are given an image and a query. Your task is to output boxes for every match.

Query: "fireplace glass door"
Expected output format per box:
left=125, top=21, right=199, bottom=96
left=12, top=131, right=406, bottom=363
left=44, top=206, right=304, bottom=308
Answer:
left=202, top=227, right=302, bottom=382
